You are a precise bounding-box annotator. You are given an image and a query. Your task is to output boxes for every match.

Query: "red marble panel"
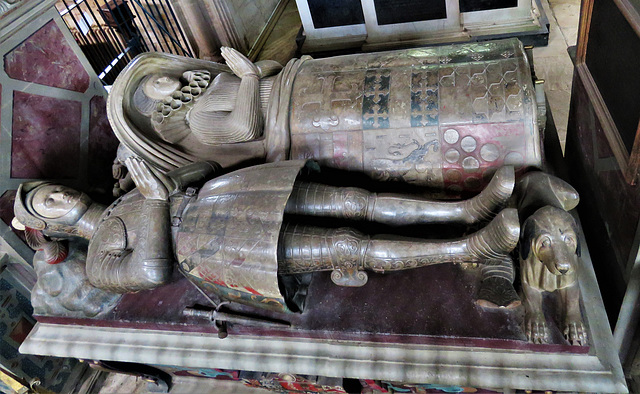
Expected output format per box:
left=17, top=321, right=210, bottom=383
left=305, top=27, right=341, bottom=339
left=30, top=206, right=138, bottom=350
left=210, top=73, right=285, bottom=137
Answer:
left=4, top=20, right=90, bottom=93
left=0, top=190, right=26, bottom=242
left=11, top=91, right=81, bottom=179
left=88, top=95, right=119, bottom=196
left=0, top=190, right=16, bottom=227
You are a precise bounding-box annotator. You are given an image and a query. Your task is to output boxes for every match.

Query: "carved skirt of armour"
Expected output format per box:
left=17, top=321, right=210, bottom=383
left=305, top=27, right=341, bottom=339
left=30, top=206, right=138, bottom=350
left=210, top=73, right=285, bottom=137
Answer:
left=176, top=160, right=310, bottom=312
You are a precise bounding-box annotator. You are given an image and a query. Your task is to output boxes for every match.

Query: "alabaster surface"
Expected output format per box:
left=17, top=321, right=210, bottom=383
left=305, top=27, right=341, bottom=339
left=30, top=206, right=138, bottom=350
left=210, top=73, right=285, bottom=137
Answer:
left=109, top=38, right=541, bottom=192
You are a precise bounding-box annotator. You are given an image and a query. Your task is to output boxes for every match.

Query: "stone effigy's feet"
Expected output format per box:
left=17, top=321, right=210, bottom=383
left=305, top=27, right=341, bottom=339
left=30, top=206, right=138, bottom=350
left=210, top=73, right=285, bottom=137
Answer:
left=463, top=166, right=515, bottom=223
left=466, top=208, right=520, bottom=260
left=475, top=277, right=521, bottom=309
left=515, top=171, right=580, bottom=212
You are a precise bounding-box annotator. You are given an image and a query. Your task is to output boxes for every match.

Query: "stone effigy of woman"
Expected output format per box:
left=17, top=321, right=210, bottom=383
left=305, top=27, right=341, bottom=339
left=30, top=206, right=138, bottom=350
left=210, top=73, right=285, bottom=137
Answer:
left=108, top=38, right=542, bottom=192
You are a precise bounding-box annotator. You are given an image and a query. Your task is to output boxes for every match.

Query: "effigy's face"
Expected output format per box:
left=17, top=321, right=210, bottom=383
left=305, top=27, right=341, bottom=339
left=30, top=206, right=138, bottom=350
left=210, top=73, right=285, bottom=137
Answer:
left=141, top=74, right=181, bottom=100
left=31, top=185, right=82, bottom=219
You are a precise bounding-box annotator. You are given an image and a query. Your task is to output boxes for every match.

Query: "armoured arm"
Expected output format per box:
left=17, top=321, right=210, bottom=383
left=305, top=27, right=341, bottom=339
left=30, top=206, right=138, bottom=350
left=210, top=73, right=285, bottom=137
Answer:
left=125, top=158, right=173, bottom=288
left=187, top=47, right=263, bottom=144
left=255, top=60, right=283, bottom=78
left=166, top=161, right=219, bottom=190
left=87, top=158, right=173, bottom=292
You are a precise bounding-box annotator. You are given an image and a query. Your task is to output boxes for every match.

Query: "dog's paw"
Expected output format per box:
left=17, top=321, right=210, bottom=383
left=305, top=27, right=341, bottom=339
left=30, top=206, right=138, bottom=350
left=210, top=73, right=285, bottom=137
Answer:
left=526, top=313, right=549, bottom=344
left=563, top=319, right=587, bottom=346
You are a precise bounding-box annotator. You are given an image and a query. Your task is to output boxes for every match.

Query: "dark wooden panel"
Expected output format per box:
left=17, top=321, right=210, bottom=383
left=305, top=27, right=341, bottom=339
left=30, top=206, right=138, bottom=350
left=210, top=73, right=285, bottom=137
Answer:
left=585, top=0, right=640, bottom=155
left=565, top=74, right=632, bottom=327
left=460, top=0, right=517, bottom=13
left=307, top=0, right=365, bottom=28
left=373, top=0, right=447, bottom=25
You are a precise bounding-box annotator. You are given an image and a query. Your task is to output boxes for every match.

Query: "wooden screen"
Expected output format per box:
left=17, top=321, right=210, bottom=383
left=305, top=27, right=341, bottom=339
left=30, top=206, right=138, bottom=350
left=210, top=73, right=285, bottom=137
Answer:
left=576, top=0, right=640, bottom=184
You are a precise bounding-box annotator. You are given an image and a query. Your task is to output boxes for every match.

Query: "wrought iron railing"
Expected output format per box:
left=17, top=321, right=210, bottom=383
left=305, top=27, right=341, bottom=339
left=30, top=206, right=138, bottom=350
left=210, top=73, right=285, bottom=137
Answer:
left=57, top=0, right=193, bottom=85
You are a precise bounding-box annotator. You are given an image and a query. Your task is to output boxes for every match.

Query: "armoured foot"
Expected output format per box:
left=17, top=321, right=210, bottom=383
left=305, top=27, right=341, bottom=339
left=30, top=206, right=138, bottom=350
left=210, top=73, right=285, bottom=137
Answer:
left=466, top=208, right=520, bottom=260
left=476, top=277, right=521, bottom=309
left=563, top=317, right=587, bottom=346
left=515, top=171, right=580, bottom=212
left=463, top=166, right=515, bottom=223
left=526, top=312, right=550, bottom=344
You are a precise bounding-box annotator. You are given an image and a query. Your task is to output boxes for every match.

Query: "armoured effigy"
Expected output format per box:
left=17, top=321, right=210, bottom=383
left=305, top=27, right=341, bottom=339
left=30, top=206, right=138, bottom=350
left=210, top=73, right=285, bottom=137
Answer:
left=15, top=158, right=523, bottom=314
left=108, top=38, right=542, bottom=191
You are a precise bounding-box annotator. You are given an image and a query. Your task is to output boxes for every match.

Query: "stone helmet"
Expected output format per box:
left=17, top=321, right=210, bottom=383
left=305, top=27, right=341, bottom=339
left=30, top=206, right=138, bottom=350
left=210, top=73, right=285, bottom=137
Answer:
left=14, top=181, right=92, bottom=233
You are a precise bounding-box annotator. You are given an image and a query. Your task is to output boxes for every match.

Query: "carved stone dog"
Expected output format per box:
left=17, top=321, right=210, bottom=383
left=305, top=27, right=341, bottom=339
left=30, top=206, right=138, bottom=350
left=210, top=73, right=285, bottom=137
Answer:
left=520, top=206, right=587, bottom=345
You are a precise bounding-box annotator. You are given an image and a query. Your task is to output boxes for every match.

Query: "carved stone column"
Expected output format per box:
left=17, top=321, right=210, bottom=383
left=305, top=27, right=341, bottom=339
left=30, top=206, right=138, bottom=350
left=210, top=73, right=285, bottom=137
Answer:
left=170, top=0, right=222, bottom=60
left=203, top=0, right=248, bottom=55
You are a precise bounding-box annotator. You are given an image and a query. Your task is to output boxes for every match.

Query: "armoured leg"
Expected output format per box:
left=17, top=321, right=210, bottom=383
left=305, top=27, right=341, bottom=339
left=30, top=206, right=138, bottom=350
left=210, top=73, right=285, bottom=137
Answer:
left=285, top=166, right=514, bottom=225
left=476, top=257, right=521, bottom=309
left=278, top=208, right=520, bottom=286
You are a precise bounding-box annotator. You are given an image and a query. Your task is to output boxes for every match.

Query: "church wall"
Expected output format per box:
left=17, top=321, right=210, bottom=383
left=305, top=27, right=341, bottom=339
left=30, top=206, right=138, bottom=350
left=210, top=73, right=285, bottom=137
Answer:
left=0, top=2, right=116, bottom=389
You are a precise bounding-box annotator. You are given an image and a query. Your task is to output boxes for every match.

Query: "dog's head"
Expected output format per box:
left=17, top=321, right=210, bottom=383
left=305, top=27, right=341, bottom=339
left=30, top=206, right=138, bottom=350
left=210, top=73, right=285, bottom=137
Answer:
left=520, top=206, right=580, bottom=276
